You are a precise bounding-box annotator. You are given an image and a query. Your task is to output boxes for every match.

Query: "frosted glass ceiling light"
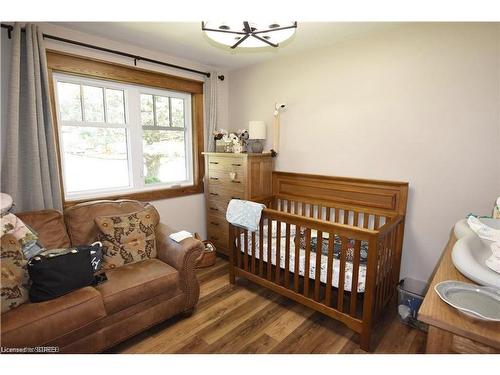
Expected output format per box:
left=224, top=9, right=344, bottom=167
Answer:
left=202, top=21, right=297, bottom=49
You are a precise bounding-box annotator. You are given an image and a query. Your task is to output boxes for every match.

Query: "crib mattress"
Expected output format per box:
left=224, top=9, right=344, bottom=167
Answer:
left=238, top=232, right=367, bottom=293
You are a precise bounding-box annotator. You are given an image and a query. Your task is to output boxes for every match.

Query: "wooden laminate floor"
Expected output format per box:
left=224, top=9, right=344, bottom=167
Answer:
left=109, top=257, right=426, bottom=354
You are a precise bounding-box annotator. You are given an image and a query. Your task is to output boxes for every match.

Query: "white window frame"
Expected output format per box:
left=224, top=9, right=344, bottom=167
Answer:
left=53, top=73, right=193, bottom=201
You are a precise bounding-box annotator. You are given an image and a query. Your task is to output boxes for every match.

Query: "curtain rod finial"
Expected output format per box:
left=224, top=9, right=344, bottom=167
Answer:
left=218, top=75, right=225, bottom=81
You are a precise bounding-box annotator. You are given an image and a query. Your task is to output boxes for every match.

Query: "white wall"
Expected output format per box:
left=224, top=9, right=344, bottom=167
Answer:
left=1, top=23, right=231, bottom=237
left=228, top=23, right=500, bottom=283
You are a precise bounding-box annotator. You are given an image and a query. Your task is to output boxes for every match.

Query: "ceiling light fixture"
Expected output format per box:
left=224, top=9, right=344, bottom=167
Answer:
left=202, top=21, right=297, bottom=49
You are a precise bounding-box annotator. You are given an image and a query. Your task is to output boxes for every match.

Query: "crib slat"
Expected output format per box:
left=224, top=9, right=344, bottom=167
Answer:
left=363, top=213, right=369, bottom=229
left=314, top=230, right=323, bottom=301
left=384, top=232, right=393, bottom=304
left=384, top=231, right=396, bottom=307
left=267, top=220, right=272, bottom=281
left=284, top=223, right=291, bottom=287
left=301, top=202, right=306, bottom=217
left=391, top=228, right=399, bottom=291
left=294, top=201, right=299, bottom=215
left=380, top=236, right=389, bottom=314
left=382, top=232, right=392, bottom=307
left=243, top=230, right=249, bottom=271
left=303, top=228, right=312, bottom=297
left=251, top=231, right=256, bottom=274
left=337, top=236, right=348, bottom=312
left=374, top=215, right=380, bottom=230
left=326, top=207, right=331, bottom=221
left=334, top=208, right=339, bottom=223
left=276, top=220, right=282, bottom=284
left=236, top=227, right=241, bottom=269
left=294, top=226, right=301, bottom=292
left=317, top=205, right=323, bottom=220
left=382, top=234, right=390, bottom=308
left=325, top=232, right=335, bottom=306
left=350, top=239, right=361, bottom=317
left=375, top=239, right=384, bottom=315
left=259, top=220, right=264, bottom=277
left=353, top=211, right=359, bottom=227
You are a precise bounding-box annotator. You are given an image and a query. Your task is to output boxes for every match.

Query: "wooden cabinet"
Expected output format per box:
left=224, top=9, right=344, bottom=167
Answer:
left=202, top=152, right=273, bottom=255
left=418, top=234, right=500, bottom=353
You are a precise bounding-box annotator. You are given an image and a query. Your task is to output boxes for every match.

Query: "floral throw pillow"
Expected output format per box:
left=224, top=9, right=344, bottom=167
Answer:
left=94, top=205, right=160, bottom=270
left=1, top=212, right=44, bottom=260
left=1, top=233, right=30, bottom=313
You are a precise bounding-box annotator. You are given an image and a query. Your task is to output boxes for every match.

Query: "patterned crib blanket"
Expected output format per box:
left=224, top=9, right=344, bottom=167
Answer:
left=238, top=224, right=367, bottom=293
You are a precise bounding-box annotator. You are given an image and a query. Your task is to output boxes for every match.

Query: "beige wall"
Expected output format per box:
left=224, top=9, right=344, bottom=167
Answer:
left=1, top=23, right=231, bottom=237
left=228, top=23, right=500, bottom=282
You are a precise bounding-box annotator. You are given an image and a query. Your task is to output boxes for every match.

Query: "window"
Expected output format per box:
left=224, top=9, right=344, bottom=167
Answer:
left=53, top=73, right=193, bottom=201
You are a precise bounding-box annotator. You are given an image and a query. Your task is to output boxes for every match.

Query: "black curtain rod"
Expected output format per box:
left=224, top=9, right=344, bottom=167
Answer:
left=1, top=23, right=225, bottom=81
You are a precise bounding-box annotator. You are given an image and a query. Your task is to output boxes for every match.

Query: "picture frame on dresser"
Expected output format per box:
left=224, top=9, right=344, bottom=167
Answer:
left=202, top=152, right=274, bottom=256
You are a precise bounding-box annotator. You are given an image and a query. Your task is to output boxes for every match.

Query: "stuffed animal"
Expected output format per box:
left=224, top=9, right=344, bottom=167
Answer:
left=229, top=133, right=243, bottom=153
left=238, top=129, right=249, bottom=151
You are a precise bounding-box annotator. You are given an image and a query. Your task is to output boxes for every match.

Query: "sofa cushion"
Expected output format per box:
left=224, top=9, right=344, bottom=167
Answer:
left=64, top=200, right=149, bottom=246
left=1, top=286, right=106, bottom=348
left=1, top=234, right=29, bottom=313
left=95, top=258, right=181, bottom=315
left=95, top=205, right=160, bottom=270
left=17, top=209, right=71, bottom=249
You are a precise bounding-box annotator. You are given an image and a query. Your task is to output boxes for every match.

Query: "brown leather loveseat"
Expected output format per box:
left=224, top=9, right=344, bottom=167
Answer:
left=1, top=200, right=204, bottom=353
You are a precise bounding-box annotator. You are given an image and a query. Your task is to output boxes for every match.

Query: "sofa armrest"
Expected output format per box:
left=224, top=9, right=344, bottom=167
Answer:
left=156, top=223, right=204, bottom=310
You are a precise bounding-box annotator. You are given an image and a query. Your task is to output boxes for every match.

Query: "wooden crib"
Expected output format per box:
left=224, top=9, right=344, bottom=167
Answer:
left=228, top=172, right=408, bottom=351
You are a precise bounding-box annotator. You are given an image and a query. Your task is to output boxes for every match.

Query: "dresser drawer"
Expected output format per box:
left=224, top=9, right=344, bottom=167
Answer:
left=207, top=185, right=245, bottom=201
left=207, top=215, right=229, bottom=238
left=207, top=229, right=229, bottom=254
left=206, top=197, right=228, bottom=217
left=207, top=155, right=245, bottom=167
left=207, top=169, right=246, bottom=188
left=207, top=157, right=245, bottom=173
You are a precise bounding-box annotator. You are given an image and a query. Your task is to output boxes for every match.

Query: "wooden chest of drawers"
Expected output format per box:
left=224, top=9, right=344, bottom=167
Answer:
left=202, top=152, right=273, bottom=255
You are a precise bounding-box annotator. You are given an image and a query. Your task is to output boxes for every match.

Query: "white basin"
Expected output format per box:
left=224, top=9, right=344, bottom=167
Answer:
left=452, top=219, right=500, bottom=288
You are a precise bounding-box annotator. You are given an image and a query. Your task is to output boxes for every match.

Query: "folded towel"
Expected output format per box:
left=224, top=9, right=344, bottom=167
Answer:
left=494, top=197, right=500, bottom=219
left=467, top=216, right=500, bottom=243
left=226, top=199, right=265, bottom=232
left=169, top=230, right=193, bottom=243
left=486, top=242, right=500, bottom=273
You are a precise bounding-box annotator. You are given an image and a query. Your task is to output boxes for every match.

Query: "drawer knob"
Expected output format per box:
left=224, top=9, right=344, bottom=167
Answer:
left=210, top=207, right=219, bottom=211
left=210, top=221, right=220, bottom=226
left=210, top=192, right=219, bottom=196
left=231, top=163, right=242, bottom=167
left=231, top=196, right=240, bottom=200
left=210, top=162, right=219, bottom=165
left=210, top=177, right=219, bottom=180
left=231, top=180, right=241, bottom=184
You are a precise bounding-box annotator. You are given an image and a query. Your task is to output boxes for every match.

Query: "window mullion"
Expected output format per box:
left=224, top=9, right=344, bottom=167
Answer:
left=102, top=88, right=108, bottom=123
left=80, top=84, right=85, bottom=122
left=169, top=96, right=172, bottom=127
left=152, top=94, right=157, bottom=126
left=127, top=87, right=145, bottom=190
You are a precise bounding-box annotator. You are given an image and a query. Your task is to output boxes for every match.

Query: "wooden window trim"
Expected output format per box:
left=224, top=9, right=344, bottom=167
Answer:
left=46, top=50, right=205, bottom=208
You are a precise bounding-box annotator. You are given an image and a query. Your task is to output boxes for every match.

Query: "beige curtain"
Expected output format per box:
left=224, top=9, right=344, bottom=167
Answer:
left=1, top=23, right=62, bottom=211
left=204, top=72, right=218, bottom=152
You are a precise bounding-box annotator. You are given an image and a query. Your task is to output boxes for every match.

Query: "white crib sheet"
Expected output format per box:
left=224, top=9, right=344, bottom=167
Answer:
left=238, top=232, right=366, bottom=293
